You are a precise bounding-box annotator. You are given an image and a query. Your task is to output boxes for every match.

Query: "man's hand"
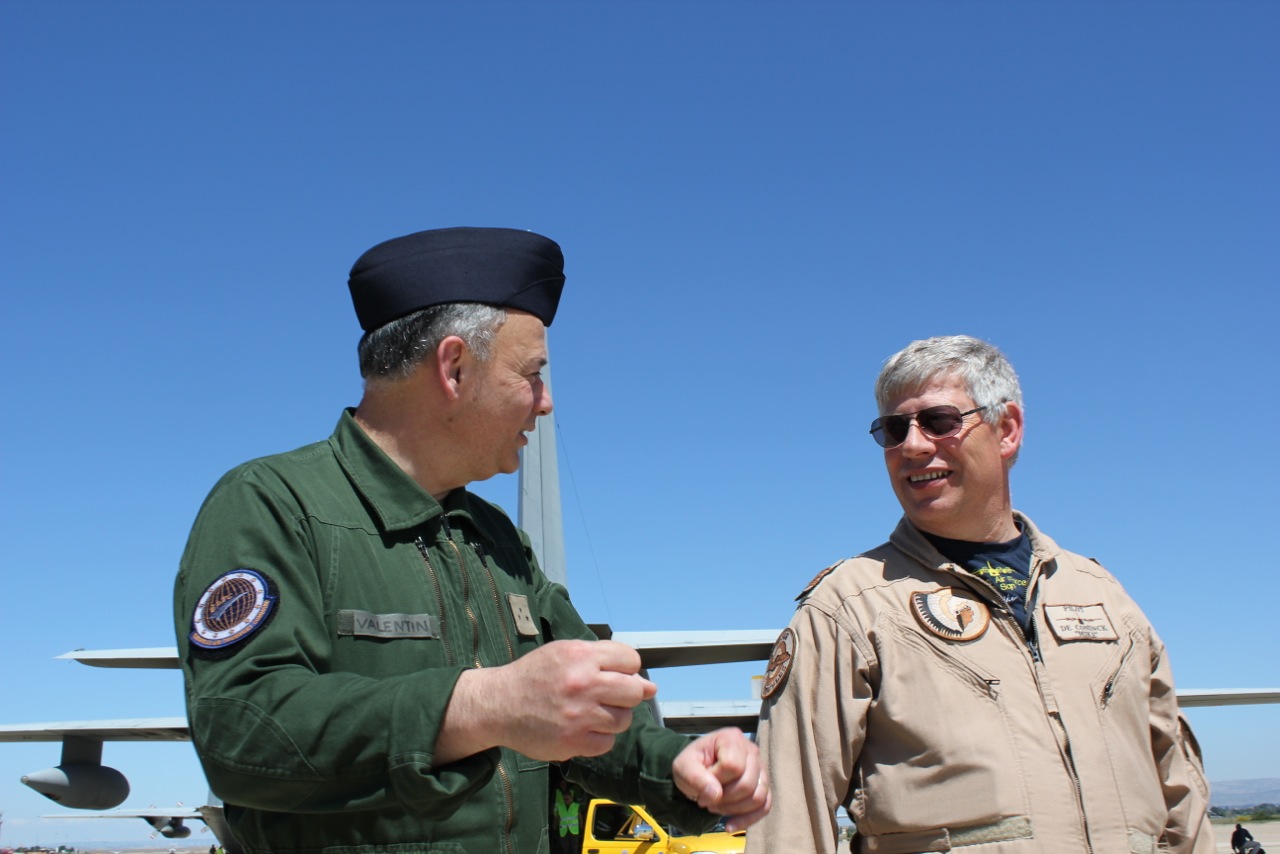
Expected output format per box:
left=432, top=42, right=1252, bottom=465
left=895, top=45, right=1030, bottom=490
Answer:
left=438, top=639, right=656, bottom=763
left=672, top=727, right=771, bottom=832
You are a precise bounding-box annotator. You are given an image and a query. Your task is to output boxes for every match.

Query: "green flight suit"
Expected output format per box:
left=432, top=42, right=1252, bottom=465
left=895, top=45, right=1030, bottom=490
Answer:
left=174, top=410, right=708, bottom=853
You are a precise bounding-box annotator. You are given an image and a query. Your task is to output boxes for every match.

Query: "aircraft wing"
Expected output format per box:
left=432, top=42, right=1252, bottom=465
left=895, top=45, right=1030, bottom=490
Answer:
left=56, top=648, right=179, bottom=669
left=51, top=644, right=1280, bottom=708
left=43, top=804, right=225, bottom=845
left=53, top=632, right=786, bottom=670
left=658, top=700, right=764, bottom=734
left=48, top=805, right=202, bottom=819
left=610, top=629, right=780, bottom=668
left=1173, top=688, right=1280, bottom=707
left=0, top=718, right=189, bottom=742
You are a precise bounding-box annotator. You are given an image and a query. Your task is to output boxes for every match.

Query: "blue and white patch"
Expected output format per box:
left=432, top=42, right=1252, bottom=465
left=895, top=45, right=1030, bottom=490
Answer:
left=190, top=568, right=278, bottom=653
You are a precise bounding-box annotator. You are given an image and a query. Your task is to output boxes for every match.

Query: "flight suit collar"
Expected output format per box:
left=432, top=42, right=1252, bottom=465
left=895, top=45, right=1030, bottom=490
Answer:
left=328, top=408, right=446, bottom=532
left=889, top=511, right=1064, bottom=571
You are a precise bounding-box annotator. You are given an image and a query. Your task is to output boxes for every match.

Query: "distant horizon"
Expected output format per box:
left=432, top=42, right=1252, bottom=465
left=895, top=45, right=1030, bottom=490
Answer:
left=4, top=777, right=1279, bottom=849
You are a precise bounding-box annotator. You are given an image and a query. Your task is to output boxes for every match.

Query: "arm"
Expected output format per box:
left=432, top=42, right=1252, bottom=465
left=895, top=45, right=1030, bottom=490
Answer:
left=436, top=638, right=658, bottom=764
left=747, top=605, right=867, bottom=854
left=1147, top=628, right=1214, bottom=854
left=518, top=576, right=768, bottom=832
left=437, top=634, right=770, bottom=833
left=671, top=727, right=771, bottom=832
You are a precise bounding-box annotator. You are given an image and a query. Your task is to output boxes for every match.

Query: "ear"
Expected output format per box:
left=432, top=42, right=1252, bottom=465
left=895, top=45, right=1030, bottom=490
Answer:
left=433, top=336, right=468, bottom=401
left=998, top=401, right=1024, bottom=462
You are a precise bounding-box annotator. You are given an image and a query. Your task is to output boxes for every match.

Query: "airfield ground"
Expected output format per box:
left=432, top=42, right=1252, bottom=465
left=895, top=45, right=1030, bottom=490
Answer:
left=42, top=818, right=1280, bottom=853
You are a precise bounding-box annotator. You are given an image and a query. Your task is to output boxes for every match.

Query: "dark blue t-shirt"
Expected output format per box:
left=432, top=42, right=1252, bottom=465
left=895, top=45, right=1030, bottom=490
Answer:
left=923, top=526, right=1034, bottom=635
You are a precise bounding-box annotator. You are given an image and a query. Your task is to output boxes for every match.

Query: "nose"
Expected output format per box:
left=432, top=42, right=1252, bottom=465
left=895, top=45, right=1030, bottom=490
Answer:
left=534, top=380, right=553, bottom=417
left=896, top=418, right=935, bottom=457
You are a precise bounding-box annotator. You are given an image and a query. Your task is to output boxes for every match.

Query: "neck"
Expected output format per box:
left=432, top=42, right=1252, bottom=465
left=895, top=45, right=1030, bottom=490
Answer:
left=353, top=380, right=457, bottom=502
left=920, top=510, right=1020, bottom=544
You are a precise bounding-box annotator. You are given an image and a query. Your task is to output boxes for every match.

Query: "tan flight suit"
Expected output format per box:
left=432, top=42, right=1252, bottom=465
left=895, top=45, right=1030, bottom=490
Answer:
left=750, top=514, right=1212, bottom=854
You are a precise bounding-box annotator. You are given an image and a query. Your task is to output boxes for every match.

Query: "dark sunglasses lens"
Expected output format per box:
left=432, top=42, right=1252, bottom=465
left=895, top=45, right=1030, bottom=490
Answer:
left=918, top=406, right=965, bottom=438
left=873, top=415, right=911, bottom=447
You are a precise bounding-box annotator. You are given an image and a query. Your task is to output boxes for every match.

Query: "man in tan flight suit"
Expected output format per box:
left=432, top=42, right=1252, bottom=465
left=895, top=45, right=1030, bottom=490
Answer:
left=749, top=335, right=1211, bottom=854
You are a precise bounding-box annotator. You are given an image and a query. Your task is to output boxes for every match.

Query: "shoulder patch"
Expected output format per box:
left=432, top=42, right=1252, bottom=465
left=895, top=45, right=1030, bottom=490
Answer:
left=760, top=628, right=796, bottom=699
left=910, top=587, right=990, bottom=642
left=190, top=568, right=278, bottom=656
left=796, top=561, right=841, bottom=601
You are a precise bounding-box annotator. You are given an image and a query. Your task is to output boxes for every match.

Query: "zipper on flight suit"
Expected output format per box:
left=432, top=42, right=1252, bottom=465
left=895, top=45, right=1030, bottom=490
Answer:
left=440, top=517, right=517, bottom=854
left=440, top=515, right=483, bottom=668
left=468, top=539, right=518, bottom=854
left=471, top=541, right=517, bottom=663
left=414, top=537, right=455, bottom=666
left=1048, top=708, right=1093, bottom=854
left=1023, top=557, right=1046, bottom=662
left=1101, top=638, right=1136, bottom=708
left=960, top=555, right=1093, bottom=851
left=1024, top=555, right=1092, bottom=850
left=955, top=569, right=1031, bottom=657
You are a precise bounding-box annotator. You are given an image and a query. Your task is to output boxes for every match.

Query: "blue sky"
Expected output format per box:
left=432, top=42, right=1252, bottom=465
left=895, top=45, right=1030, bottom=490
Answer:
left=2, top=0, right=1277, bottom=845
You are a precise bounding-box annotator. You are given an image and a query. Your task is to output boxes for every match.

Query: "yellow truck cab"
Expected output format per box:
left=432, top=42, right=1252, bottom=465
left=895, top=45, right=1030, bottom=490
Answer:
left=581, top=799, right=746, bottom=854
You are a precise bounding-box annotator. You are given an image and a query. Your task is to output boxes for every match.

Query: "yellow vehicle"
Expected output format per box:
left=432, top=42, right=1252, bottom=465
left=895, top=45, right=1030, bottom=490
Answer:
left=582, top=799, right=746, bottom=854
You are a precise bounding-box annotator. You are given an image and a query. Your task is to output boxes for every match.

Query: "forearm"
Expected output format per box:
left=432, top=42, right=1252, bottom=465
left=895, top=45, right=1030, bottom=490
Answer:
left=434, top=667, right=507, bottom=765
left=186, top=664, right=494, bottom=815
left=563, top=705, right=712, bottom=833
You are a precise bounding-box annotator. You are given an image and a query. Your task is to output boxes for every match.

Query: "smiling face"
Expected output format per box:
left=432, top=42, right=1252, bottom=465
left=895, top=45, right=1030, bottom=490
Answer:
left=882, top=373, right=1023, bottom=542
left=456, top=309, right=553, bottom=483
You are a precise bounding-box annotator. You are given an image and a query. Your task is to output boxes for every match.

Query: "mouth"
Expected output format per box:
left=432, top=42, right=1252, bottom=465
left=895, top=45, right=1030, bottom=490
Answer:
left=908, top=470, right=950, bottom=485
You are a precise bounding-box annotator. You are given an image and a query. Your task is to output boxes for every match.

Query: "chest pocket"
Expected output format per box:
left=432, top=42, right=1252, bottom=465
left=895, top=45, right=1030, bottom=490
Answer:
left=469, top=540, right=544, bottom=662
left=325, top=536, right=456, bottom=675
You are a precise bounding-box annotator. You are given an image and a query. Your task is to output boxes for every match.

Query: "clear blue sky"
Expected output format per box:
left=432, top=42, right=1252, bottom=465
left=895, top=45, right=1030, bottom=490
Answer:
left=2, top=0, right=1277, bottom=846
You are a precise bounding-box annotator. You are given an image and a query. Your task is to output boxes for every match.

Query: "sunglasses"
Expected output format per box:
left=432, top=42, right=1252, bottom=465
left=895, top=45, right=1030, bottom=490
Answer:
left=869, top=405, right=990, bottom=449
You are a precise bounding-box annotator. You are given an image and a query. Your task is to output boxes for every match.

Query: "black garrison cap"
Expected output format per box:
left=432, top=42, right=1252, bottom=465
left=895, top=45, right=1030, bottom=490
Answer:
left=348, top=227, right=565, bottom=332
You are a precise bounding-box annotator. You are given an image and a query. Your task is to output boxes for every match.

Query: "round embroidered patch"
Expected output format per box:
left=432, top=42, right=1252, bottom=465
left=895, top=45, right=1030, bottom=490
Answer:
left=911, top=588, right=990, bottom=642
left=191, top=569, right=278, bottom=652
left=760, top=628, right=796, bottom=699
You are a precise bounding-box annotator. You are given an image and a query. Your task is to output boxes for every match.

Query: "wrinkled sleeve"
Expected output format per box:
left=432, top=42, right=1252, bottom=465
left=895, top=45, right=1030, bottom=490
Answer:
left=533, top=576, right=715, bottom=834
left=174, top=470, right=495, bottom=817
left=1147, top=628, right=1214, bottom=854
left=748, top=603, right=869, bottom=854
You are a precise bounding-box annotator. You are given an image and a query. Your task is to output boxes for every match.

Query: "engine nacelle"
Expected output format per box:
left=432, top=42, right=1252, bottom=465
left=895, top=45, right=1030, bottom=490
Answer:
left=149, top=818, right=192, bottom=839
left=21, top=762, right=130, bottom=810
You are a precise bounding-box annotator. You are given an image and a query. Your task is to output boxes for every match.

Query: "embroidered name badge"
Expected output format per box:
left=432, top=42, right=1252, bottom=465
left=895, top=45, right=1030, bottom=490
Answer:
left=1043, top=603, right=1118, bottom=642
left=760, top=628, right=796, bottom=699
left=911, top=588, right=990, bottom=642
left=337, top=610, right=439, bottom=639
left=507, top=593, right=539, bottom=637
left=191, top=568, right=278, bottom=654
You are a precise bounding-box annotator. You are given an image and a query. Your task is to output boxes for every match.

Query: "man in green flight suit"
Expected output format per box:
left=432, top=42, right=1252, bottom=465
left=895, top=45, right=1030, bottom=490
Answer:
left=174, top=227, right=771, bottom=853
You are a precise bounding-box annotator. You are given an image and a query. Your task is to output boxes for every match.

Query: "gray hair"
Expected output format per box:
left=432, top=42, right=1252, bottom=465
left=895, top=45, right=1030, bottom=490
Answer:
left=358, top=302, right=507, bottom=380
left=875, top=335, right=1023, bottom=428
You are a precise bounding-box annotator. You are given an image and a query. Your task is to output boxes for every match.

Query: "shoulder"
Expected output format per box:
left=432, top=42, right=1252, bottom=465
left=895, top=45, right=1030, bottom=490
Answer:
left=1019, top=513, right=1126, bottom=585
left=188, top=440, right=341, bottom=543
left=795, top=541, right=904, bottom=604
left=210, top=437, right=336, bottom=496
left=1029, top=530, right=1156, bottom=629
left=1045, top=541, right=1125, bottom=587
